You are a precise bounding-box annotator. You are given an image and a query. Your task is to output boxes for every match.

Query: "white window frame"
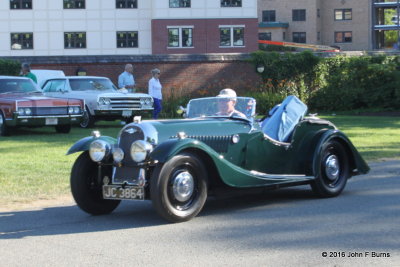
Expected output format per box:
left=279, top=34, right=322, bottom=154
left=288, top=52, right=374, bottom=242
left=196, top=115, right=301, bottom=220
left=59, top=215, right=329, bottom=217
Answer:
left=219, top=25, right=245, bottom=48
left=167, top=26, right=194, bottom=48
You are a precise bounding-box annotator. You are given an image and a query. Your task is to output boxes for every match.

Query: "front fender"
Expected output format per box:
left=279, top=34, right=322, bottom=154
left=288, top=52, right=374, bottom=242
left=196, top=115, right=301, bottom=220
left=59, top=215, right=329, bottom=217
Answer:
left=150, top=138, right=215, bottom=163
left=66, top=135, right=117, bottom=155
left=312, top=129, right=370, bottom=177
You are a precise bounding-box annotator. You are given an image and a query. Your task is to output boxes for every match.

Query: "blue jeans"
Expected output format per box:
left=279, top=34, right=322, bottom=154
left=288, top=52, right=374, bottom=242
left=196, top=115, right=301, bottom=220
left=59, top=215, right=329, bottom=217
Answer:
left=153, top=98, right=162, bottom=119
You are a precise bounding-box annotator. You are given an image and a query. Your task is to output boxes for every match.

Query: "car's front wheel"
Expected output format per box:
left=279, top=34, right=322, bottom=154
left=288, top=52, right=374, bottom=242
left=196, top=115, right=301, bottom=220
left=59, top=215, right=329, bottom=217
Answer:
left=150, top=152, right=208, bottom=223
left=70, top=152, right=120, bottom=215
left=80, top=107, right=94, bottom=128
left=0, top=111, right=10, bottom=136
left=311, top=140, right=350, bottom=197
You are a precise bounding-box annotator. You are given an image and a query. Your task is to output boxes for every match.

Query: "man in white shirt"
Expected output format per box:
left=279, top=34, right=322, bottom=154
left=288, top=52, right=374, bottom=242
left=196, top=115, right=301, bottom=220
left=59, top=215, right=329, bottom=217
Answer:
left=118, top=64, right=135, bottom=92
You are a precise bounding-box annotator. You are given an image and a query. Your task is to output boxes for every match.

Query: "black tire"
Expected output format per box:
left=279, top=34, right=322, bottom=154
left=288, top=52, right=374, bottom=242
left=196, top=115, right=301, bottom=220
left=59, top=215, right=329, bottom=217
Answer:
left=311, top=140, right=350, bottom=197
left=150, top=152, right=208, bottom=223
left=70, top=152, right=120, bottom=215
left=0, top=111, right=10, bottom=136
left=80, top=107, right=95, bottom=128
left=55, top=124, right=71, bottom=133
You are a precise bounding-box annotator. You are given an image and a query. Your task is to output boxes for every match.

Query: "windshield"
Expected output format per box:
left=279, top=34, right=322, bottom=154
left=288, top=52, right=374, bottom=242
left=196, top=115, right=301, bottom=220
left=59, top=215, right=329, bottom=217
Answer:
left=0, top=79, right=41, bottom=94
left=186, top=97, right=256, bottom=120
left=69, top=78, right=117, bottom=91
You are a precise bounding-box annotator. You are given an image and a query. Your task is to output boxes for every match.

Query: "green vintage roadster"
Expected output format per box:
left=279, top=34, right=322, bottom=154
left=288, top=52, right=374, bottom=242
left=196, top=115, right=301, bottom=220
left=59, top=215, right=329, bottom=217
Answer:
left=67, top=95, right=369, bottom=222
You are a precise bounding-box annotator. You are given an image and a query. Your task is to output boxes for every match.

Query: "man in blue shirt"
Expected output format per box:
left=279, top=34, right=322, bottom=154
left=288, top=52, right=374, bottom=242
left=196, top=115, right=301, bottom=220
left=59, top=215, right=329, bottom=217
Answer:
left=118, top=64, right=135, bottom=92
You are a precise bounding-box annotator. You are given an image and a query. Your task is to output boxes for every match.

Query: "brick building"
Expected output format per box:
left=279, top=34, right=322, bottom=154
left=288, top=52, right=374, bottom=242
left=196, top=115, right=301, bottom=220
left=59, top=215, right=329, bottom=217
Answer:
left=0, top=0, right=258, bottom=56
left=257, top=0, right=400, bottom=51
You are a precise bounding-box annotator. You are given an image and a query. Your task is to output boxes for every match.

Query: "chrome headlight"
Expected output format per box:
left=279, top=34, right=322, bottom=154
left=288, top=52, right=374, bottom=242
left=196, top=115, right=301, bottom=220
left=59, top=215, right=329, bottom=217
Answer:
left=74, top=106, right=81, bottom=114
left=112, top=147, right=125, bottom=163
left=18, top=108, right=32, bottom=115
left=68, top=107, right=74, bottom=114
left=130, top=140, right=153, bottom=162
left=145, top=98, right=153, bottom=105
left=89, top=140, right=111, bottom=162
left=98, top=97, right=111, bottom=105
left=140, top=98, right=153, bottom=107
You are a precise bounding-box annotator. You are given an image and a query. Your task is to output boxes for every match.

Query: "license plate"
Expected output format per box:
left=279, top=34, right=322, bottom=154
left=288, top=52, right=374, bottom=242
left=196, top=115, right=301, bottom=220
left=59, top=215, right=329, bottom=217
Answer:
left=122, top=110, right=132, bottom=117
left=45, top=118, right=58, bottom=125
left=102, top=185, right=144, bottom=200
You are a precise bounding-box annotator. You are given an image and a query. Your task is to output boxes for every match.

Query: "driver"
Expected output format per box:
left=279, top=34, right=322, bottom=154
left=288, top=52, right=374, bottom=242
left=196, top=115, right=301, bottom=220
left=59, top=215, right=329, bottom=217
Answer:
left=215, top=88, right=246, bottom=118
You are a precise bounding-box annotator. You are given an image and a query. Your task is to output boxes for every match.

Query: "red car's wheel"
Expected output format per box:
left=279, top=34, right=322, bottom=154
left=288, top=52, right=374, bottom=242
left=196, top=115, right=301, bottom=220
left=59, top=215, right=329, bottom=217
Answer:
left=0, top=111, right=10, bottom=136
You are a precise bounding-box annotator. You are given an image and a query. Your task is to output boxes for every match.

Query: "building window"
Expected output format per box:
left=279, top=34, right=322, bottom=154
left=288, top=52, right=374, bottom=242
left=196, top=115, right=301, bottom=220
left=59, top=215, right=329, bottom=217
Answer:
left=317, top=31, right=320, bottom=41
left=10, top=0, right=32, bottom=9
left=116, top=0, right=137, bottom=8
left=64, top=32, right=86, bottom=48
left=221, top=0, right=241, bottom=7
left=292, top=9, right=306, bottom=21
left=220, top=26, right=244, bottom=47
left=169, top=0, right=190, bottom=8
left=262, top=10, right=276, bottom=22
left=11, top=33, right=33, bottom=50
left=168, top=27, right=193, bottom=48
left=335, top=31, right=352, bottom=43
left=293, top=32, right=306, bottom=43
left=259, top=32, right=271, bottom=41
left=334, top=9, right=352, bottom=21
left=283, top=32, right=286, bottom=41
left=64, top=0, right=85, bottom=9
left=117, top=31, right=138, bottom=48
left=317, top=9, right=320, bottom=18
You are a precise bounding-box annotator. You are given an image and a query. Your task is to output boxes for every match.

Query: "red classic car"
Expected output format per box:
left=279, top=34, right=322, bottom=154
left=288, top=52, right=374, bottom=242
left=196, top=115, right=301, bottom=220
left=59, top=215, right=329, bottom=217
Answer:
left=0, top=76, right=84, bottom=136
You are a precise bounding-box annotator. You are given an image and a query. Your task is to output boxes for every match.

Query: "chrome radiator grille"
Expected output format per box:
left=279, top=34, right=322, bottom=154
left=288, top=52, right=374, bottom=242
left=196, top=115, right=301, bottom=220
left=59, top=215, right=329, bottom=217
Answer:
left=34, top=107, right=68, bottom=115
left=109, top=97, right=141, bottom=109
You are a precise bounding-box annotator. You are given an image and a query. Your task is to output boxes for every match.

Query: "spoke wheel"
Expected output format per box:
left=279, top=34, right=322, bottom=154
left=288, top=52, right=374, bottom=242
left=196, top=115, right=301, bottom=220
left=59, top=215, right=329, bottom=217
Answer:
left=70, top=152, right=120, bottom=215
left=311, top=140, right=350, bottom=197
left=150, top=152, right=208, bottom=223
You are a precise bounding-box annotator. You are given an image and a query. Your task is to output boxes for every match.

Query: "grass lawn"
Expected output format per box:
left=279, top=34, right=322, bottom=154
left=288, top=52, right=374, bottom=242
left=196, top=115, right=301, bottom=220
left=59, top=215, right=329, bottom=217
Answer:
left=0, top=116, right=399, bottom=206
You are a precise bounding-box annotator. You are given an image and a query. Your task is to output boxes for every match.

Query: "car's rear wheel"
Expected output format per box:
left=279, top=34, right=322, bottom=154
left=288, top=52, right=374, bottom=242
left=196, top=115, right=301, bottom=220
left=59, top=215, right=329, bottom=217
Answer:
left=71, top=152, right=120, bottom=215
left=80, top=107, right=94, bottom=128
left=0, top=111, right=10, bottom=136
left=311, top=140, right=350, bottom=197
left=55, top=124, right=71, bottom=133
left=150, top=152, right=208, bottom=223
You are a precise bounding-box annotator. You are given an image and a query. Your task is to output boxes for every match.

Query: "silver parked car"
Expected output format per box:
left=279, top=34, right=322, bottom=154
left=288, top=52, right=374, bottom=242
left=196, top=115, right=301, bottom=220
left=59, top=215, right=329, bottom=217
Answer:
left=41, top=76, right=153, bottom=127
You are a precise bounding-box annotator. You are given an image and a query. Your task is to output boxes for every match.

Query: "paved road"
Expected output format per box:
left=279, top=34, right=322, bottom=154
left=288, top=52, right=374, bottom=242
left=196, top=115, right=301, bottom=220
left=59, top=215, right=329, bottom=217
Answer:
left=1, top=160, right=399, bottom=266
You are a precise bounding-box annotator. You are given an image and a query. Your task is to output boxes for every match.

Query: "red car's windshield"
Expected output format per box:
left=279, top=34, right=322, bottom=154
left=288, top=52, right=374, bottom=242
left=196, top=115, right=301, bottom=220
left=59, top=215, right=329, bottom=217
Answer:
left=0, top=79, right=39, bottom=94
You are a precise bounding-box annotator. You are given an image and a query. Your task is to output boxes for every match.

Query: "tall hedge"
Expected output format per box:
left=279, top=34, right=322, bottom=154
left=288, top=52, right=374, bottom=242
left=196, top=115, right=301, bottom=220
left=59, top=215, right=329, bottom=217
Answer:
left=0, top=59, right=20, bottom=76
left=251, top=51, right=400, bottom=112
left=308, top=55, right=400, bottom=111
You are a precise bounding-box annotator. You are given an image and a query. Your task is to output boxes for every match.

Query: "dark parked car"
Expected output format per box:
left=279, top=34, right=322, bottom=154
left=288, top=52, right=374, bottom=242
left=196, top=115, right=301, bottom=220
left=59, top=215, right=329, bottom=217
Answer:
left=0, top=76, right=84, bottom=136
left=67, top=95, right=369, bottom=222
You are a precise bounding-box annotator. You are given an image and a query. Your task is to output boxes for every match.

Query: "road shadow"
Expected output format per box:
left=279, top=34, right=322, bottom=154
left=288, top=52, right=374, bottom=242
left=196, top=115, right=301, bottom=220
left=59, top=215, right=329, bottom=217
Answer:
left=0, top=186, right=316, bottom=240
